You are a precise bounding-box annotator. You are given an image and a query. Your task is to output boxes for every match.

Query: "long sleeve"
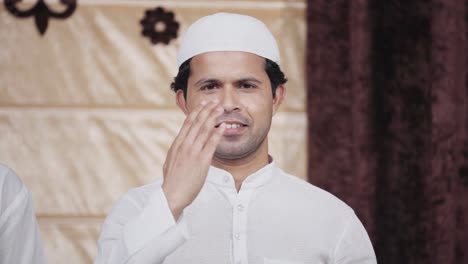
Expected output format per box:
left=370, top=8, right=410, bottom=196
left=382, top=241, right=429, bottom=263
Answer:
left=332, top=212, right=377, bottom=264
left=94, top=183, right=189, bottom=264
left=0, top=166, right=46, bottom=264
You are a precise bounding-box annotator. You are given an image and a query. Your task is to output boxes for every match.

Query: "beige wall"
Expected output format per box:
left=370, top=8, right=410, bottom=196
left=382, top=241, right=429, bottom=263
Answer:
left=0, top=1, right=306, bottom=262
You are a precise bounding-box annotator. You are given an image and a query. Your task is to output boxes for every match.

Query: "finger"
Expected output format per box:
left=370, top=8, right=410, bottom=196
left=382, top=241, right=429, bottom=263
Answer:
left=201, top=122, right=226, bottom=158
left=192, top=105, right=224, bottom=150
left=173, top=100, right=209, bottom=145
left=169, top=100, right=211, bottom=156
left=182, top=100, right=221, bottom=147
left=164, top=101, right=207, bottom=166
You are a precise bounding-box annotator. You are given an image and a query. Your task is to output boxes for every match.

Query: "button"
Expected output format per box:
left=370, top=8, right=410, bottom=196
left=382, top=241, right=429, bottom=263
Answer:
left=237, top=204, right=244, bottom=211
left=234, top=233, right=241, bottom=240
left=223, top=175, right=229, bottom=183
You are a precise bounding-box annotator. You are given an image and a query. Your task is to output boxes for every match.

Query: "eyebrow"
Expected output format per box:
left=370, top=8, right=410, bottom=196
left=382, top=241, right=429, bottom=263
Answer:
left=194, top=78, right=220, bottom=87
left=236, top=78, right=262, bottom=84
left=193, top=77, right=262, bottom=87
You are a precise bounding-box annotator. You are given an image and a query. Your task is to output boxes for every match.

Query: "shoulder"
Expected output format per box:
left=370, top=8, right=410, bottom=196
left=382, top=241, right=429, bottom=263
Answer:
left=270, top=167, right=354, bottom=217
left=0, top=164, right=26, bottom=197
left=0, top=164, right=23, bottom=191
left=0, top=164, right=29, bottom=216
left=106, top=179, right=164, bottom=216
left=100, top=179, right=164, bottom=231
left=123, top=180, right=164, bottom=206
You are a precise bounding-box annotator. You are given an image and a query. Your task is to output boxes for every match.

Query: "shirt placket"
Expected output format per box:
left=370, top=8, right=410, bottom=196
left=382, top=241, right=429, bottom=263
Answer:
left=231, top=189, right=252, bottom=264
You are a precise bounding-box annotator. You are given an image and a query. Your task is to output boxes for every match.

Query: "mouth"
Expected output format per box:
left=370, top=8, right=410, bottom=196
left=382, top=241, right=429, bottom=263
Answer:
left=215, top=120, right=248, bottom=136
left=215, top=120, right=248, bottom=128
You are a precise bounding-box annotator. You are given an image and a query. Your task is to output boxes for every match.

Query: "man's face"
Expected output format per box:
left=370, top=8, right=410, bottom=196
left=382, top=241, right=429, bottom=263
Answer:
left=176, top=51, right=284, bottom=160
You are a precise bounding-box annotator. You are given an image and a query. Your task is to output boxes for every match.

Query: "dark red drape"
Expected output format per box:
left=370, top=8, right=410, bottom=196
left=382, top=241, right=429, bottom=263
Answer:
left=306, top=0, right=468, bottom=263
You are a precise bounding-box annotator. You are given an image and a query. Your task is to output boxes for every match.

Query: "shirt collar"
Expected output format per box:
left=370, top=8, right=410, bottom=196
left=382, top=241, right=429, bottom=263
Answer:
left=206, top=157, right=276, bottom=189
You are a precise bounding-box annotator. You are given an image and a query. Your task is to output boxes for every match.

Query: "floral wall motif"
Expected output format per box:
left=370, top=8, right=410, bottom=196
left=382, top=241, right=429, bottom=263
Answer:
left=4, top=0, right=76, bottom=35
left=140, top=7, right=179, bottom=45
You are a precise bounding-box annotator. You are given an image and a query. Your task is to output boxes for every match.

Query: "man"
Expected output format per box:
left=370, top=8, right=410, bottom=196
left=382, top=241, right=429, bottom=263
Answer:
left=0, top=164, right=46, bottom=264
left=95, top=13, right=376, bottom=264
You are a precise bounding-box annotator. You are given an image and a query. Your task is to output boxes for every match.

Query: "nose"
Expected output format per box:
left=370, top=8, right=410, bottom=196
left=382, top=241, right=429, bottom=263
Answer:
left=220, top=86, right=241, bottom=113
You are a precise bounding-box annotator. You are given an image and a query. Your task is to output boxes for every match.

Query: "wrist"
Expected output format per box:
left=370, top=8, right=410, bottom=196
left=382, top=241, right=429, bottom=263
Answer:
left=162, top=184, right=185, bottom=220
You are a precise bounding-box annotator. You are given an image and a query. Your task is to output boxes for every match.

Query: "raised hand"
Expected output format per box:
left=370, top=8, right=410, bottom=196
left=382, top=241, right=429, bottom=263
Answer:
left=162, top=100, right=226, bottom=220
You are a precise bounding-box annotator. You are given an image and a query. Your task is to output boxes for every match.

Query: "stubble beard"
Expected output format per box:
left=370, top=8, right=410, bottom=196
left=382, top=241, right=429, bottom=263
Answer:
left=213, top=122, right=271, bottom=161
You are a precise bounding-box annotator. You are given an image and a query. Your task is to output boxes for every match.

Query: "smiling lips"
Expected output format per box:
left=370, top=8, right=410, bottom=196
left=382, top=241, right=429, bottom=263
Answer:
left=225, top=123, right=241, bottom=129
left=215, top=120, right=247, bottom=127
left=216, top=121, right=247, bottom=136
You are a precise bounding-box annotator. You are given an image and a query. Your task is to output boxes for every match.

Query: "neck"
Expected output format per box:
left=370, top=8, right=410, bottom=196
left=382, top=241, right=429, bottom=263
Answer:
left=211, top=141, right=270, bottom=191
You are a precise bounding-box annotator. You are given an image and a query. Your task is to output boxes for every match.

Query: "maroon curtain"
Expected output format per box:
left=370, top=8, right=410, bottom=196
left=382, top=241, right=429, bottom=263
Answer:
left=306, top=0, right=468, bottom=263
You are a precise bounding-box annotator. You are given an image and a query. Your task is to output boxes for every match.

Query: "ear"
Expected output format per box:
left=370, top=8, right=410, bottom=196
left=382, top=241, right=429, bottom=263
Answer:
left=272, top=84, right=285, bottom=115
left=176, top=90, right=189, bottom=115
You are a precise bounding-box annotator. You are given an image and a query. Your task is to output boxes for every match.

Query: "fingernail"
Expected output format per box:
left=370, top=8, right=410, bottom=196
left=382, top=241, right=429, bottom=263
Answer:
left=212, top=99, right=219, bottom=104
left=201, top=101, right=207, bottom=105
left=216, top=107, right=224, bottom=112
left=220, top=122, right=226, bottom=128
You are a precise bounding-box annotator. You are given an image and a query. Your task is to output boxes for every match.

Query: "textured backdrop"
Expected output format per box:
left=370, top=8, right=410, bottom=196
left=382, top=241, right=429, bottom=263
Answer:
left=306, top=1, right=468, bottom=263
left=0, top=0, right=306, bottom=263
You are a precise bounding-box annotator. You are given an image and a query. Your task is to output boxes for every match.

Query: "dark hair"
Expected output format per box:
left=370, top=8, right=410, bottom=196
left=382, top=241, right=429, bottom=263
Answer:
left=170, top=57, right=287, bottom=99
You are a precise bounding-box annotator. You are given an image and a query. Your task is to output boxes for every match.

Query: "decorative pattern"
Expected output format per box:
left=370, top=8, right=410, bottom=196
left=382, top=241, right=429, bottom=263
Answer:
left=0, top=3, right=306, bottom=262
left=4, top=0, right=76, bottom=35
left=140, top=7, right=179, bottom=45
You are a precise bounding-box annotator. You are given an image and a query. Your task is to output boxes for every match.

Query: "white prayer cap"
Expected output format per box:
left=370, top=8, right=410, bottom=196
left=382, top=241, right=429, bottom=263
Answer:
left=177, top=13, right=280, bottom=67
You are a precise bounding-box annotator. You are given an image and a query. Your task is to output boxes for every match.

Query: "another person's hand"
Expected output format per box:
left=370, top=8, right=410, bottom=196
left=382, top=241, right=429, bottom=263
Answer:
left=162, top=100, right=226, bottom=220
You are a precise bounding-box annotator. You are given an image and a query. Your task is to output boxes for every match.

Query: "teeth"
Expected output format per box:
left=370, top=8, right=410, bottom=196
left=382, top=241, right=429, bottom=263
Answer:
left=226, top=124, right=241, bottom=129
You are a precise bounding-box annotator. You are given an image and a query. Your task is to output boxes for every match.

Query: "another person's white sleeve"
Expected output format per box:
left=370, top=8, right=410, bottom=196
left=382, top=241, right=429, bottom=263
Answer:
left=0, top=166, right=46, bottom=264
left=94, top=184, right=189, bottom=264
left=333, top=212, right=377, bottom=264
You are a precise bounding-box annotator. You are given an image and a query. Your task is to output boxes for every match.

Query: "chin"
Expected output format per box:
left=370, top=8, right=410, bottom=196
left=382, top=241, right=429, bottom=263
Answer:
left=214, top=149, right=248, bottom=160
left=215, top=139, right=265, bottom=160
left=214, top=144, right=250, bottom=160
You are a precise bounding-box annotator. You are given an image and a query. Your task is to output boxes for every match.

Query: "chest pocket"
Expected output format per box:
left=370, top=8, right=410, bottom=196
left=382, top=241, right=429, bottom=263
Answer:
left=263, top=258, right=305, bottom=264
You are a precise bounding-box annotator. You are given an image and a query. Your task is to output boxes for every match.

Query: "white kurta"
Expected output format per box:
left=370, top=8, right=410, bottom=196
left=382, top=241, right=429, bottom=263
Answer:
left=95, top=162, right=376, bottom=264
left=0, top=164, right=46, bottom=264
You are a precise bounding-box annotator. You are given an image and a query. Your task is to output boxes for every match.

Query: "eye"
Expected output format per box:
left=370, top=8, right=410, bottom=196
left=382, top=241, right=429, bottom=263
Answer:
left=200, top=83, right=218, bottom=90
left=240, top=83, right=257, bottom=89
